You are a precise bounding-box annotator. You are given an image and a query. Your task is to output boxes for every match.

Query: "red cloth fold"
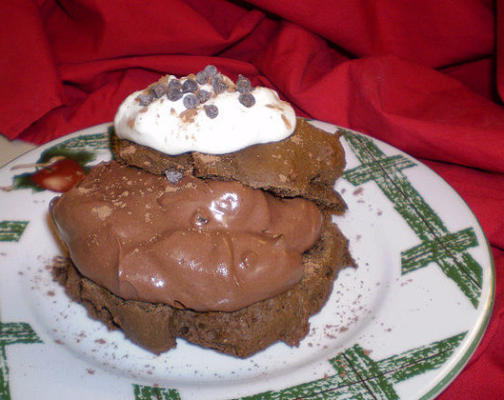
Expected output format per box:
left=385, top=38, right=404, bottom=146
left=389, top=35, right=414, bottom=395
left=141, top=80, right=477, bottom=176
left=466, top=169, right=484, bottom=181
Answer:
left=1, top=0, right=502, bottom=397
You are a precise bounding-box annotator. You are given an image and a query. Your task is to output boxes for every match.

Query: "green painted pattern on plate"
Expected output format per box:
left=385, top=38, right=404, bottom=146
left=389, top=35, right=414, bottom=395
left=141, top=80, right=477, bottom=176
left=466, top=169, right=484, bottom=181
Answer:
left=236, top=332, right=466, bottom=400
left=341, top=131, right=482, bottom=307
left=0, top=322, right=42, bottom=400
left=53, top=132, right=111, bottom=152
left=135, top=332, right=465, bottom=400
left=0, top=221, right=28, bottom=242
left=133, top=384, right=181, bottom=400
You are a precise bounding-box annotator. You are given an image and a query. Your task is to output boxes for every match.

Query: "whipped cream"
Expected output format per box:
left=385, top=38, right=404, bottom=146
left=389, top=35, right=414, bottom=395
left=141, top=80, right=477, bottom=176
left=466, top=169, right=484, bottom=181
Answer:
left=113, top=69, right=296, bottom=155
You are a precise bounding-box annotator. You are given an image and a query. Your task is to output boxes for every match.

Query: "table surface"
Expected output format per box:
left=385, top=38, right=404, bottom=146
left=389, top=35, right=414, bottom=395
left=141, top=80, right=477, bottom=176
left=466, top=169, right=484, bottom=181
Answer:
left=0, top=136, right=36, bottom=167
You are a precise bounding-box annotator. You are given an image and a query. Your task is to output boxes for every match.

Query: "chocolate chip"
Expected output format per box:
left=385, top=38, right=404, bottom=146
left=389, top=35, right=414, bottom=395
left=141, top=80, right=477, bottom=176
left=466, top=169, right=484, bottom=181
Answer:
left=135, top=93, right=153, bottom=106
left=183, top=93, right=198, bottom=109
left=164, top=169, right=183, bottom=184
left=182, top=79, right=198, bottom=93
left=149, top=83, right=166, bottom=98
left=166, top=87, right=182, bottom=101
left=195, top=65, right=218, bottom=85
left=196, top=89, right=211, bottom=104
left=239, top=93, right=255, bottom=107
left=204, top=104, right=218, bottom=118
left=195, top=70, right=208, bottom=85
left=204, top=65, right=218, bottom=77
left=192, top=211, right=209, bottom=228
left=211, top=75, right=228, bottom=95
left=168, top=79, right=182, bottom=91
left=236, top=74, right=252, bottom=93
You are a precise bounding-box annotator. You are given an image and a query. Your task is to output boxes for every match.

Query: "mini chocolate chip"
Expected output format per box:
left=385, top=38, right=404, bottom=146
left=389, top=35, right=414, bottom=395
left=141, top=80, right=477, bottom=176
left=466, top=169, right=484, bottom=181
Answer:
left=204, top=104, right=218, bottom=118
left=166, top=87, right=183, bottom=101
left=183, top=93, right=198, bottom=109
left=196, top=89, right=211, bottom=104
left=182, top=79, right=198, bottom=93
left=135, top=93, right=153, bottom=106
left=204, top=65, right=218, bottom=77
left=194, top=65, right=217, bottom=86
left=195, top=70, right=208, bottom=85
left=168, top=79, right=182, bottom=91
left=211, top=76, right=228, bottom=95
left=239, top=93, right=255, bottom=107
left=192, top=212, right=209, bottom=227
left=149, top=83, right=166, bottom=98
left=236, top=74, right=252, bottom=93
left=165, top=169, right=183, bottom=184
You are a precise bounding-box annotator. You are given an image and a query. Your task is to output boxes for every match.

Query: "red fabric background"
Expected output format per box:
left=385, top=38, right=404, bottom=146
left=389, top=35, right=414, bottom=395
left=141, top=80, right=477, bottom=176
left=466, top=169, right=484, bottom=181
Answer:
left=1, top=0, right=503, bottom=397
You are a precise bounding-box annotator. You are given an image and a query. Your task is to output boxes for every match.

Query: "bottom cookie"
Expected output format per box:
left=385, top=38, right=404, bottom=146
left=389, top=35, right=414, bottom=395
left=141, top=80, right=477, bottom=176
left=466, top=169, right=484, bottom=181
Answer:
left=53, top=216, right=352, bottom=358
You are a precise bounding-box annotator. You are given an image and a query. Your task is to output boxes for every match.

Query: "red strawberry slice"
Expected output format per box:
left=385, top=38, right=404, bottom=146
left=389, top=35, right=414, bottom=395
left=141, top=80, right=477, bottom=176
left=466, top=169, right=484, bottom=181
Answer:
left=31, top=158, right=85, bottom=192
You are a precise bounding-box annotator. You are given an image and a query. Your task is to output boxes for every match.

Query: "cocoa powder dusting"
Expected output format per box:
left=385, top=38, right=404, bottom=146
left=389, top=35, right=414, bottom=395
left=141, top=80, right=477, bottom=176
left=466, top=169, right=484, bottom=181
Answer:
left=179, top=108, right=198, bottom=123
left=281, top=114, right=292, bottom=130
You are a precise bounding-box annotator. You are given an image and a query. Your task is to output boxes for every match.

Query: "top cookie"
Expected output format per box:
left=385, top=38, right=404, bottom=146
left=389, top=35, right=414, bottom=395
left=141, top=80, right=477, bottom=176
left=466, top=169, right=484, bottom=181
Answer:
left=113, top=118, right=346, bottom=213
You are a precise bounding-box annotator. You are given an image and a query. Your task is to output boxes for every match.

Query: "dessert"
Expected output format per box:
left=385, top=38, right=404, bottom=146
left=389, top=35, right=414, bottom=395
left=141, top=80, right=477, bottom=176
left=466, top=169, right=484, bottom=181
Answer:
left=51, top=66, right=352, bottom=357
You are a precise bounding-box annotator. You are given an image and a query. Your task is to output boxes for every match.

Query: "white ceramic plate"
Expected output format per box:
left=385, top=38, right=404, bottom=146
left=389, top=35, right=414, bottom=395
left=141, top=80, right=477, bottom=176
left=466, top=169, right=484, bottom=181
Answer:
left=0, top=122, right=494, bottom=400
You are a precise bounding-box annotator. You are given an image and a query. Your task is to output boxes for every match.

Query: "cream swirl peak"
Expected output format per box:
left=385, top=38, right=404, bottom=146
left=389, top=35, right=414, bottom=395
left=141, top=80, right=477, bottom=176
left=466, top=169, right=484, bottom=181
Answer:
left=113, top=66, right=296, bottom=155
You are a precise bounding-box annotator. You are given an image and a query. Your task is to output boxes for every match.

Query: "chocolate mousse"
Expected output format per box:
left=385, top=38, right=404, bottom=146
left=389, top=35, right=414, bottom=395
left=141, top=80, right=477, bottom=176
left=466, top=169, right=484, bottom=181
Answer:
left=51, top=161, right=323, bottom=312
left=51, top=66, right=352, bottom=357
